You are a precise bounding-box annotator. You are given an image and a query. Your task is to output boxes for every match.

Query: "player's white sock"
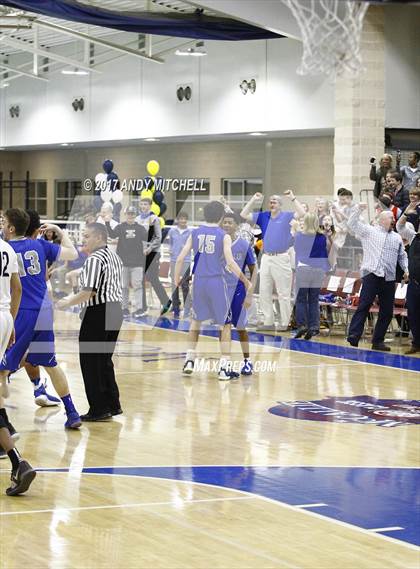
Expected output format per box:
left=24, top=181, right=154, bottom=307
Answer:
left=185, top=350, right=195, bottom=362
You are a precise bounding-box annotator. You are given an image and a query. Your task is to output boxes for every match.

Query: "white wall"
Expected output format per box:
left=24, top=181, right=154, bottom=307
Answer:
left=0, top=37, right=334, bottom=147
left=385, top=5, right=420, bottom=129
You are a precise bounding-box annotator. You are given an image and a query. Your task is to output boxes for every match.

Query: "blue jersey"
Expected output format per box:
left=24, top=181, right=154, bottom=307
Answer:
left=191, top=225, right=225, bottom=278
left=225, top=237, right=256, bottom=291
left=9, top=238, right=60, bottom=310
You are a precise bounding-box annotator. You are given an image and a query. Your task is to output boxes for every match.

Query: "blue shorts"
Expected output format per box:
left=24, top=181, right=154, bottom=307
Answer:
left=191, top=276, right=231, bottom=325
left=0, top=308, right=57, bottom=372
left=228, top=286, right=248, bottom=329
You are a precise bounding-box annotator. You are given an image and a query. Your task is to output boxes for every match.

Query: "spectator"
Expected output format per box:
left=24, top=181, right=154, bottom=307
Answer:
left=375, top=194, right=401, bottom=224
left=167, top=212, right=192, bottom=318
left=330, top=188, right=354, bottom=249
left=385, top=170, right=410, bottom=210
left=404, top=186, right=420, bottom=232
left=370, top=153, right=393, bottom=198
left=96, top=203, right=118, bottom=253
left=136, top=197, right=171, bottom=315
left=240, top=190, right=305, bottom=331
left=398, top=151, right=420, bottom=192
left=105, top=205, right=148, bottom=318
left=294, top=213, right=330, bottom=340
left=314, top=197, right=330, bottom=225
left=320, top=215, right=339, bottom=270
left=346, top=204, right=408, bottom=352
left=396, top=203, right=420, bottom=354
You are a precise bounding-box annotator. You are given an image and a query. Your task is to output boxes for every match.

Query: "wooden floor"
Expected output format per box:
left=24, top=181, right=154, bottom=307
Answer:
left=1, top=311, right=419, bottom=569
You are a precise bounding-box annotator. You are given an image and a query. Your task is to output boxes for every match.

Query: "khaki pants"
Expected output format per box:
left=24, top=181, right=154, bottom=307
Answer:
left=122, top=266, right=143, bottom=312
left=260, top=253, right=292, bottom=327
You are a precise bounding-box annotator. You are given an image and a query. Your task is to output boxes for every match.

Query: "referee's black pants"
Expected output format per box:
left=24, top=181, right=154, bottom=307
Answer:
left=79, top=302, right=123, bottom=416
left=348, top=273, right=395, bottom=345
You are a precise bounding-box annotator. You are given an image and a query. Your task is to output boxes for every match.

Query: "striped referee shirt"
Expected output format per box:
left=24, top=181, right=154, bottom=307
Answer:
left=79, top=246, right=122, bottom=307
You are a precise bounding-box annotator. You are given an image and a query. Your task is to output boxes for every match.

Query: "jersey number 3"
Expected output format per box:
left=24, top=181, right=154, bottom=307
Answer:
left=17, top=251, right=41, bottom=276
left=197, top=235, right=216, bottom=254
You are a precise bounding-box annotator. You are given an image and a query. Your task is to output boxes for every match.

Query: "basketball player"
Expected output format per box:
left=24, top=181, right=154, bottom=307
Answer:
left=221, top=211, right=257, bottom=375
left=0, top=209, right=82, bottom=429
left=0, top=236, right=36, bottom=495
left=175, top=201, right=251, bottom=380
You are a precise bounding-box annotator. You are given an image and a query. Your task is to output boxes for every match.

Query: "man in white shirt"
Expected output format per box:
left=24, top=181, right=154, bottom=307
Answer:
left=0, top=239, right=36, bottom=496
left=96, top=202, right=118, bottom=253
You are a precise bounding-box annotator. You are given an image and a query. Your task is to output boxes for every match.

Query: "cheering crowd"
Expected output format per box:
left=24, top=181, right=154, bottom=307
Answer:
left=0, top=150, right=419, bottom=495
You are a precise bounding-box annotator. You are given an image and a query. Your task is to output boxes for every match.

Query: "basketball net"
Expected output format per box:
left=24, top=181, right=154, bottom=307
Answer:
left=282, top=0, right=370, bottom=77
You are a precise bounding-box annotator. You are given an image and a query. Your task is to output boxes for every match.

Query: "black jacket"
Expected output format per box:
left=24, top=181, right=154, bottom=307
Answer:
left=370, top=165, right=390, bottom=199
left=408, top=234, right=420, bottom=284
left=105, top=222, right=147, bottom=267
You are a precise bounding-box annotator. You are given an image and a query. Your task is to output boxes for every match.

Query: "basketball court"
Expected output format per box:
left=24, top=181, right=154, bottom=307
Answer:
left=0, top=1, right=419, bottom=568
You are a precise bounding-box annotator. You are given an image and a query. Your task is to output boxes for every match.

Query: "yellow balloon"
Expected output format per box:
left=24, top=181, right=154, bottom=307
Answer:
left=147, top=160, right=160, bottom=177
left=140, top=189, right=154, bottom=201
left=159, top=216, right=165, bottom=228
left=151, top=202, right=160, bottom=216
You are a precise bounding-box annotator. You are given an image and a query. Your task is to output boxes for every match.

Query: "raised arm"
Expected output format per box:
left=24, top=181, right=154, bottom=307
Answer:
left=346, top=203, right=371, bottom=239
left=396, top=204, right=417, bottom=244
left=240, top=192, right=263, bottom=223
left=284, top=189, right=305, bottom=219
left=39, top=223, right=78, bottom=261
left=369, top=163, right=377, bottom=183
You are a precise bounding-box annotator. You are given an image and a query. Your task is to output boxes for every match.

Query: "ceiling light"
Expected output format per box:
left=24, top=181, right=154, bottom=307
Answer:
left=175, top=41, right=207, bottom=57
left=248, top=132, right=266, bottom=136
left=62, top=68, right=89, bottom=76
left=144, top=138, right=159, bottom=142
left=0, top=82, right=9, bottom=89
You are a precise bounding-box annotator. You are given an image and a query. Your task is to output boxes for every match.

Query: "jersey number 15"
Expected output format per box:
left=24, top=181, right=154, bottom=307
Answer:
left=197, top=234, right=216, bottom=254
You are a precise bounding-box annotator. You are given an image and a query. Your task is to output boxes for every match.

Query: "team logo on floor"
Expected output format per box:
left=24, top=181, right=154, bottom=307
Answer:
left=269, top=396, right=420, bottom=427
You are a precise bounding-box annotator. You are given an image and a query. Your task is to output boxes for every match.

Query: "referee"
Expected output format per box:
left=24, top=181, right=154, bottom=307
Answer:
left=58, top=223, right=123, bottom=421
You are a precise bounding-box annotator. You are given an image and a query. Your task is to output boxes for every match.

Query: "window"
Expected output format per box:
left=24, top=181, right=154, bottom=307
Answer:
left=175, top=179, right=210, bottom=224
left=55, top=180, right=83, bottom=219
left=222, top=178, right=263, bottom=211
left=28, top=181, right=47, bottom=216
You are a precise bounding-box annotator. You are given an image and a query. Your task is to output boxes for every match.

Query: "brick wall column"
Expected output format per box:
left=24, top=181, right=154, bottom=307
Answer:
left=334, top=6, right=385, bottom=199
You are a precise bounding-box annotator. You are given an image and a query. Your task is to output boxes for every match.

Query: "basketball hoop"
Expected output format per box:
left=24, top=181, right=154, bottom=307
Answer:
left=282, top=0, right=370, bottom=77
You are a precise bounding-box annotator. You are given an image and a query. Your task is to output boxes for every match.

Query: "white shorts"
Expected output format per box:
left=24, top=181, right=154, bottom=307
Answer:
left=0, top=311, right=13, bottom=362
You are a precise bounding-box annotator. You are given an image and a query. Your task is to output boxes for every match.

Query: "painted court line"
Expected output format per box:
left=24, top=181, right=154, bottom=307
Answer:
left=295, top=503, right=328, bottom=508
left=132, top=316, right=420, bottom=374
left=369, top=526, right=405, bottom=533
left=0, top=495, right=254, bottom=517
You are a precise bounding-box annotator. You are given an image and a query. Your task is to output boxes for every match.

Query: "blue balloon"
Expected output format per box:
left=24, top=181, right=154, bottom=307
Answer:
left=144, top=176, right=154, bottom=190
left=103, top=159, right=113, bottom=174
left=153, top=190, right=164, bottom=206
left=107, top=171, right=119, bottom=191
left=159, top=202, right=167, bottom=216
